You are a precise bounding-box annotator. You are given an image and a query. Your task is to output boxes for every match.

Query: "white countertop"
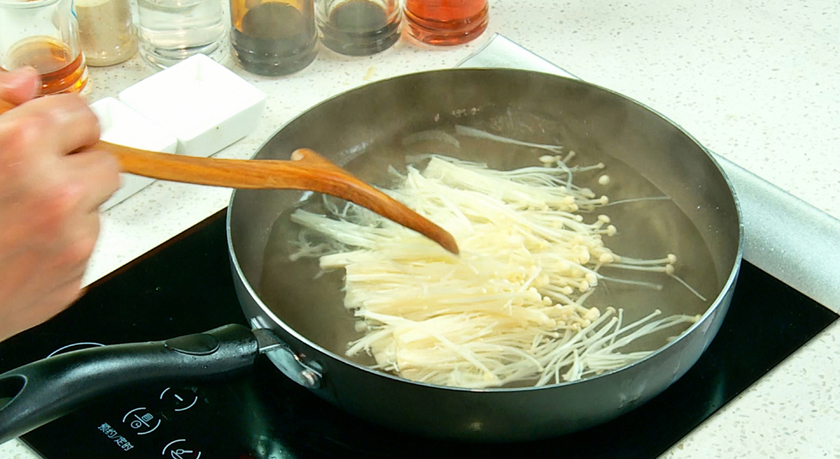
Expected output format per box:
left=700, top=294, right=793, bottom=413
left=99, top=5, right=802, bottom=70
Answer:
left=3, top=0, right=839, bottom=457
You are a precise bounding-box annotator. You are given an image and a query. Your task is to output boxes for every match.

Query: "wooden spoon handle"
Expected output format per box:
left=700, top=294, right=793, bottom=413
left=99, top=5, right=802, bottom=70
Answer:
left=116, top=144, right=460, bottom=254
left=0, top=99, right=459, bottom=254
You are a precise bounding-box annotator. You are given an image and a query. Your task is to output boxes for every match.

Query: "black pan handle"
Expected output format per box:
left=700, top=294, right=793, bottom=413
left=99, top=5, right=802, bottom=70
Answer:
left=0, top=323, right=258, bottom=444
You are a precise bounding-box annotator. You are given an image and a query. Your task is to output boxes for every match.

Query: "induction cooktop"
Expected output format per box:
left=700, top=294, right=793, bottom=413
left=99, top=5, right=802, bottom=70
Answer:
left=0, top=209, right=835, bottom=459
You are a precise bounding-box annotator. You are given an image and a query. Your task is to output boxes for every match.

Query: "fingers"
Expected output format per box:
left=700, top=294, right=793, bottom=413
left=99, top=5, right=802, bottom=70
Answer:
left=0, top=238, right=90, bottom=341
left=63, top=149, right=122, bottom=212
left=4, top=94, right=101, bottom=157
left=0, top=280, right=86, bottom=342
left=0, top=77, right=119, bottom=342
left=0, top=67, right=41, bottom=105
left=19, top=149, right=118, bottom=250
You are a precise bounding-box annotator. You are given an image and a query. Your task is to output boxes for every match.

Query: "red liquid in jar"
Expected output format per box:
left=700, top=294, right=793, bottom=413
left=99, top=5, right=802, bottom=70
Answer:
left=404, top=0, right=488, bottom=46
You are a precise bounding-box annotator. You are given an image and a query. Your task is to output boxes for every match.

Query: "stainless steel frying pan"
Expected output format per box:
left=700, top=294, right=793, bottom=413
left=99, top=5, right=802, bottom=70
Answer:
left=0, top=69, right=741, bottom=443
left=228, top=68, right=742, bottom=441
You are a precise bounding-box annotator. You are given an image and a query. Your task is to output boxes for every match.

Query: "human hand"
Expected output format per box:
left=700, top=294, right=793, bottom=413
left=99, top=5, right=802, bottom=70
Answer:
left=0, top=68, right=120, bottom=342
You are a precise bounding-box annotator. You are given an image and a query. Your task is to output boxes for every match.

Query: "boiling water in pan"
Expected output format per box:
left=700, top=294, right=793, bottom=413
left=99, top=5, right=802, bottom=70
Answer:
left=258, top=110, right=719, bottom=386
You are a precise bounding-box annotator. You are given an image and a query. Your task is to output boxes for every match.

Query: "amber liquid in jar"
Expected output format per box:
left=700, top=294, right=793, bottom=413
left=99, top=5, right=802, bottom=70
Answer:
left=231, top=1, right=317, bottom=76
left=404, top=0, right=488, bottom=46
left=320, top=0, right=400, bottom=56
left=3, top=37, right=88, bottom=95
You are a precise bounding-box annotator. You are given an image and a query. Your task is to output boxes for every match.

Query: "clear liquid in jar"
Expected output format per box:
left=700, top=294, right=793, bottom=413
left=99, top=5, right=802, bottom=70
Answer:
left=137, top=0, right=227, bottom=68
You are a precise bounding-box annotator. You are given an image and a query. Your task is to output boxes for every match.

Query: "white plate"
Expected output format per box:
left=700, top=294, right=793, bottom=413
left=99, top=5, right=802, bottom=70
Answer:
left=118, top=54, right=266, bottom=158
left=90, top=97, right=178, bottom=210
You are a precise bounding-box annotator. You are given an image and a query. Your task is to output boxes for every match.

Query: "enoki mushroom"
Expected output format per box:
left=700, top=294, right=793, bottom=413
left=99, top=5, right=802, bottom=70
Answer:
left=288, top=140, right=703, bottom=389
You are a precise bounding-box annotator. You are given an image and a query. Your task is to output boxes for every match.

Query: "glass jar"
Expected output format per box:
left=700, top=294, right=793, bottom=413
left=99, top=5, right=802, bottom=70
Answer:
left=137, top=0, right=228, bottom=68
left=0, top=0, right=89, bottom=95
left=317, top=0, right=401, bottom=56
left=76, top=0, right=138, bottom=66
left=404, top=0, right=488, bottom=46
left=230, top=0, right=318, bottom=76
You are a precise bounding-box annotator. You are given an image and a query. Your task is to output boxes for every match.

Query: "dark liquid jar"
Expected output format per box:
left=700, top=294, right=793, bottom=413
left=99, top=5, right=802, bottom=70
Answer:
left=230, top=0, right=318, bottom=76
left=317, top=0, right=401, bottom=56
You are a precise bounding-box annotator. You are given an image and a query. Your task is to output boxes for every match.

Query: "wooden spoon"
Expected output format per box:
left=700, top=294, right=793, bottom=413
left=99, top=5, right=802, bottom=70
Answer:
left=0, top=99, right=459, bottom=254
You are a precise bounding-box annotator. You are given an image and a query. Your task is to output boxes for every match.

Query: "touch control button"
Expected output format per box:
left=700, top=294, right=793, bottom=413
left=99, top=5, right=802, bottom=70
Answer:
left=162, top=439, right=201, bottom=459
left=164, top=333, right=219, bottom=355
left=160, top=387, right=199, bottom=412
left=123, top=407, right=161, bottom=435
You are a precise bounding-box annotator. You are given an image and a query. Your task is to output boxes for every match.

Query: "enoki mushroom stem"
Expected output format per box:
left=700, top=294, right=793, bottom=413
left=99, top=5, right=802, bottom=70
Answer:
left=287, top=133, right=706, bottom=389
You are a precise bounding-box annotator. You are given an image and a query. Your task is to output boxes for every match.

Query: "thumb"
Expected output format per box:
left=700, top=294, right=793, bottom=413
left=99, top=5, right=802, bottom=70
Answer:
left=0, top=67, right=41, bottom=105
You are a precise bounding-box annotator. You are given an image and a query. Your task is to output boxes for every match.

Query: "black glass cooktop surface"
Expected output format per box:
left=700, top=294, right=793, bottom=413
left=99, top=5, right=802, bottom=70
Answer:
left=0, top=210, right=836, bottom=459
